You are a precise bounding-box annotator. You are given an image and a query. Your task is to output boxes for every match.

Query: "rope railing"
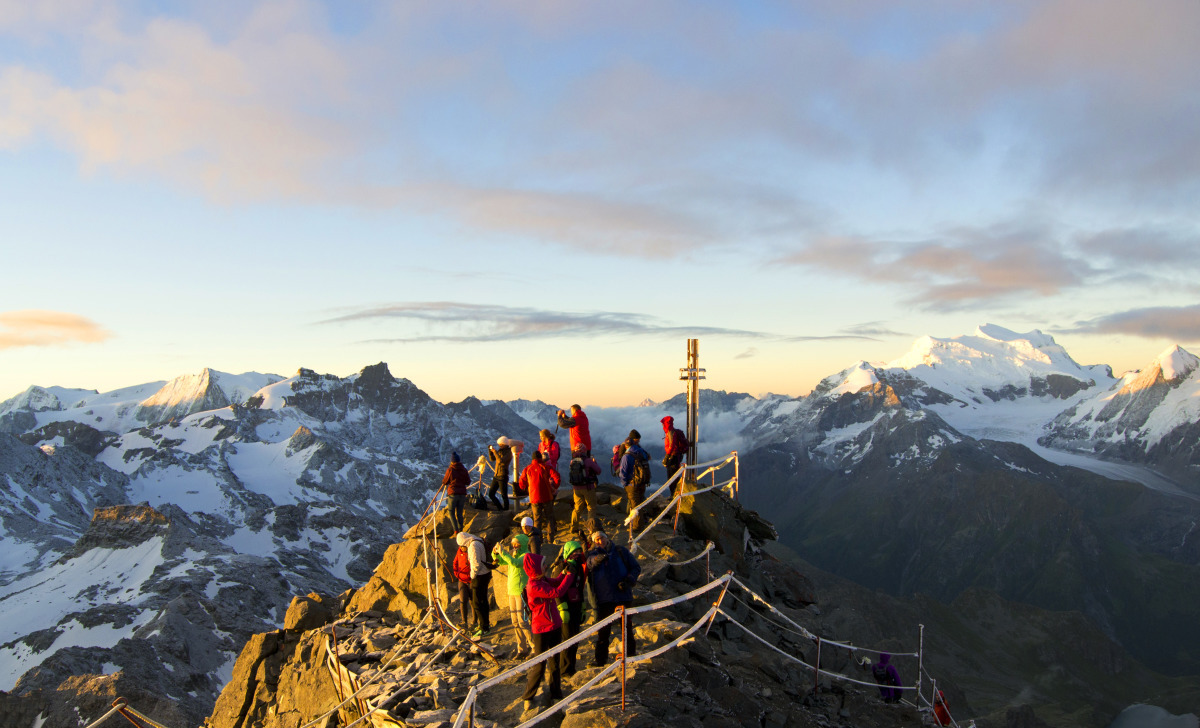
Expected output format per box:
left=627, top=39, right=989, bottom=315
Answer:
left=624, top=452, right=739, bottom=553
left=449, top=572, right=736, bottom=728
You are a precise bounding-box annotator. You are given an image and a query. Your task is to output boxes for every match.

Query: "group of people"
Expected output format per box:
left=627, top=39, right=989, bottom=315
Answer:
left=441, top=404, right=697, bottom=714
left=454, top=524, right=640, bottom=714
left=442, top=405, right=691, bottom=539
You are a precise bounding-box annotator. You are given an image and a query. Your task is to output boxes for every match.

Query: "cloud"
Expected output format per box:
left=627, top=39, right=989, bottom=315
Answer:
left=734, top=347, right=758, bottom=360
left=0, top=310, right=111, bottom=349
left=841, top=322, right=909, bottom=338
left=1067, top=305, right=1200, bottom=342
left=319, top=302, right=771, bottom=343
left=776, top=224, right=1092, bottom=309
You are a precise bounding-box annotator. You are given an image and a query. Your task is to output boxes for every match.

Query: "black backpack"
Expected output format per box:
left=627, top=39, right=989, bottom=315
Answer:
left=631, top=451, right=651, bottom=486
left=569, top=457, right=585, bottom=486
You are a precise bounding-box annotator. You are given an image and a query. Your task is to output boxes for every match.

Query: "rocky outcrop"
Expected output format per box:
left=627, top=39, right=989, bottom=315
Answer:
left=65, top=504, right=170, bottom=556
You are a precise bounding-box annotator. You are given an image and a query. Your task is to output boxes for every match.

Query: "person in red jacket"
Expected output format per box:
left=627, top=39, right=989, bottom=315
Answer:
left=538, top=429, right=561, bottom=476
left=556, top=405, right=592, bottom=456
left=441, top=452, right=471, bottom=532
left=521, top=451, right=560, bottom=544
left=521, top=552, right=575, bottom=714
left=660, top=416, right=689, bottom=493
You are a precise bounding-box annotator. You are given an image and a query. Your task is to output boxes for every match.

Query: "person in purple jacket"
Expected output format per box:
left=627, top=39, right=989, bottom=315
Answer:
left=870, top=652, right=904, bottom=703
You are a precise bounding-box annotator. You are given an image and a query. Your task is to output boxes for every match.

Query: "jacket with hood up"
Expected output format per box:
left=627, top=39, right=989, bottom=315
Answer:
left=455, top=532, right=490, bottom=579
left=523, top=553, right=575, bottom=634
left=492, top=534, right=531, bottom=596
left=661, top=416, right=688, bottom=458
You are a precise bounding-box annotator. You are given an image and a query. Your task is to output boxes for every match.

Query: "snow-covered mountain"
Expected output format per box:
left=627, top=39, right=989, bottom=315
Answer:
left=0, top=363, right=540, bottom=726
left=3, top=327, right=1200, bottom=724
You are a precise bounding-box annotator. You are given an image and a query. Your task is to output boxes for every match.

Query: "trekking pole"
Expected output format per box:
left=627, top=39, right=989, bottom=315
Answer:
left=620, top=605, right=628, bottom=712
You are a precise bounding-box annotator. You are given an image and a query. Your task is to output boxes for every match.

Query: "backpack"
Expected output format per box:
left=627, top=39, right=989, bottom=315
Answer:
left=452, top=546, right=472, bottom=583
left=569, top=457, right=585, bottom=486
left=670, top=427, right=689, bottom=456
left=610, top=444, right=626, bottom=477
left=631, top=451, right=651, bottom=487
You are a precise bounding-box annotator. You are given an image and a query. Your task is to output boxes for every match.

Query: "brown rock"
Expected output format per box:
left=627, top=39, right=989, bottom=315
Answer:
left=283, top=594, right=332, bottom=633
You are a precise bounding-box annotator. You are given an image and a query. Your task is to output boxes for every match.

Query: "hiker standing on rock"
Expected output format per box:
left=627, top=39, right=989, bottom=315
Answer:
left=492, top=534, right=534, bottom=657
left=568, top=446, right=602, bottom=541
left=660, top=415, right=689, bottom=492
left=442, top=452, right=471, bottom=532
left=487, top=437, right=513, bottom=511
left=520, top=516, right=544, bottom=556
left=521, top=552, right=575, bottom=714
left=618, top=430, right=652, bottom=531
left=453, top=532, right=492, bottom=638
left=556, top=405, right=592, bottom=456
left=556, top=540, right=588, bottom=676
left=586, top=530, right=640, bottom=666
left=522, top=451, right=560, bottom=544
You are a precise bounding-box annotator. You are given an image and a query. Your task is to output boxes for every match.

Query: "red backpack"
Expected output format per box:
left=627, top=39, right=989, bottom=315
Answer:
left=452, top=546, right=472, bottom=583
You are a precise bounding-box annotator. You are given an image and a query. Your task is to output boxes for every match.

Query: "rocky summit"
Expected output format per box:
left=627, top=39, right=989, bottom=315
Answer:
left=204, top=479, right=965, bottom=728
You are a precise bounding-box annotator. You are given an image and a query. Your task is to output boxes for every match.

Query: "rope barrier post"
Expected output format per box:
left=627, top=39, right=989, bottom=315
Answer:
left=704, top=573, right=733, bottom=636
left=813, top=637, right=821, bottom=693
left=620, top=605, right=628, bottom=712
left=732, top=451, right=739, bottom=501
left=917, top=623, right=925, bottom=707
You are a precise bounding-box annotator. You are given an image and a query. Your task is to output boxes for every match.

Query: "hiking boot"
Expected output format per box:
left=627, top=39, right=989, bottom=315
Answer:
left=523, top=700, right=535, bottom=713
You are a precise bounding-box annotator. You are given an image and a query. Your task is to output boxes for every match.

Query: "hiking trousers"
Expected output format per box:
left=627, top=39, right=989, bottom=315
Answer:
left=449, top=495, right=466, bottom=532
left=522, top=628, right=564, bottom=701
left=592, top=602, right=635, bottom=666
left=488, top=476, right=510, bottom=511
left=624, top=484, right=646, bottom=530
left=507, top=594, right=533, bottom=653
left=560, top=600, right=584, bottom=675
left=459, top=573, right=491, bottom=631
left=531, top=501, right=555, bottom=544
left=570, top=487, right=597, bottom=536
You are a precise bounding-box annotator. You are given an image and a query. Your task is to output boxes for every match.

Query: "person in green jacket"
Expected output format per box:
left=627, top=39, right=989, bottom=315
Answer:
left=492, top=533, right=534, bottom=657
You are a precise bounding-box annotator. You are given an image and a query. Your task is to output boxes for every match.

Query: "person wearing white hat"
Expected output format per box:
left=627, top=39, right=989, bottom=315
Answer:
left=487, top=436, right=513, bottom=511
left=520, top=515, right=544, bottom=556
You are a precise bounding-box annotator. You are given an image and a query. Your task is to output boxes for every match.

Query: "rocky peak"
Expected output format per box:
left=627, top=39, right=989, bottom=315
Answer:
left=65, top=504, right=170, bottom=556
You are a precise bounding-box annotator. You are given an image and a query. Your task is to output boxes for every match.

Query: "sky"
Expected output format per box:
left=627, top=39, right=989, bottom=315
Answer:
left=2, top=0, right=1199, bottom=407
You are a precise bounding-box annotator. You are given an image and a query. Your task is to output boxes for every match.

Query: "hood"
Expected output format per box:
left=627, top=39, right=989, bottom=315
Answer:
left=456, top=532, right=475, bottom=547
left=878, top=653, right=891, bottom=665
left=511, top=533, right=530, bottom=553
left=661, top=415, right=674, bottom=430
left=561, top=540, right=583, bottom=560
left=522, top=552, right=543, bottom=578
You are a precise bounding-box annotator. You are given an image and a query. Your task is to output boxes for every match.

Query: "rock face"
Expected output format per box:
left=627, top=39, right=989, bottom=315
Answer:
left=205, top=476, right=853, bottom=728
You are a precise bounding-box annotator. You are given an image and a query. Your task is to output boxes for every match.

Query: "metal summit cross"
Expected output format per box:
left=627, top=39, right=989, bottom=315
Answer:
left=679, top=338, right=705, bottom=478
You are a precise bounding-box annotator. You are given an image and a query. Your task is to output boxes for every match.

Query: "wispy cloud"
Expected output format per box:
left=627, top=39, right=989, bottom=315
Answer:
left=734, top=347, right=758, bottom=360
left=320, top=302, right=771, bottom=343
left=0, top=310, right=111, bottom=349
left=1067, top=305, right=1200, bottom=342
left=841, top=322, right=909, bottom=338
left=776, top=224, right=1092, bottom=309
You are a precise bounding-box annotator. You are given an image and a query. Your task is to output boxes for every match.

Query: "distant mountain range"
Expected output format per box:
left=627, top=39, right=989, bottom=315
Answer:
left=0, top=325, right=1198, bottom=725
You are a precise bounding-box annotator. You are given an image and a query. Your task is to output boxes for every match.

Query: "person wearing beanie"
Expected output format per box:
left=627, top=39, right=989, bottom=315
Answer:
left=491, top=533, right=534, bottom=657
left=618, top=430, right=651, bottom=530
left=487, top=437, right=514, bottom=511
left=442, top=452, right=471, bottom=532
left=556, top=540, right=588, bottom=675
left=520, top=515, right=544, bottom=556
left=585, top=530, right=640, bottom=666
left=521, top=552, right=575, bottom=714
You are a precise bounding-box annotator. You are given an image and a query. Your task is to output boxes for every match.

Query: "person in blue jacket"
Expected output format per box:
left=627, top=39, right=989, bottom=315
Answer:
left=618, top=430, right=652, bottom=530
left=585, top=529, right=641, bottom=666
